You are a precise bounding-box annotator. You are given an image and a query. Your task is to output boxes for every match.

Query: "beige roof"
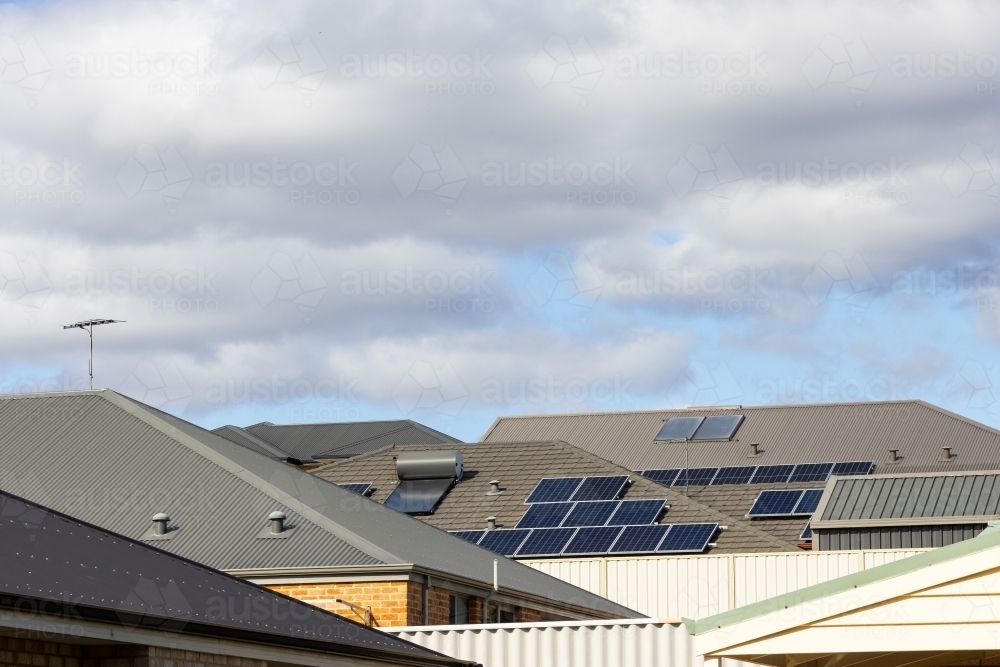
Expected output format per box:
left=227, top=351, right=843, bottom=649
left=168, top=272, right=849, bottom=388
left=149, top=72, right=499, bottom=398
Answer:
left=312, top=441, right=800, bottom=554
left=481, top=400, right=1000, bottom=473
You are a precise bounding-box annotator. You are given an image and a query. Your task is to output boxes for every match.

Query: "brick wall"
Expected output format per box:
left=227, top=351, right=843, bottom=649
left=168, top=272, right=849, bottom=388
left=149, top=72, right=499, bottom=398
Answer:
left=0, top=640, right=264, bottom=667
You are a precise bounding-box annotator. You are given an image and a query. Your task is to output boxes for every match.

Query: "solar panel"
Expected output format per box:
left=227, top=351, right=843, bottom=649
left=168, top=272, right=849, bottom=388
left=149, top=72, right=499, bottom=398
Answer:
left=657, top=523, right=718, bottom=553
left=794, top=489, right=824, bottom=515
left=563, top=526, right=625, bottom=555
left=750, top=464, right=795, bottom=484
left=450, top=530, right=485, bottom=545
left=338, top=483, right=373, bottom=496
left=789, top=463, right=834, bottom=483
left=607, top=499, right=666, bottom=525
left=712, top=466, right=757, bottom=485
left=654, top=416, right=704, bottom=441
left=515, top=528, right=578, bottom=556
left=571, top=476, right=629, bottom=501
left=478, top=529, right=530, bottom=556
left=562, top=501, right=620, bottom=527
left=691, top=415, right=744, bottom=440
left=799, top=522, right=813, bottom=540
left=609, top=525, right=671, bottom=553
left=747, top=490, right=804, bottom=516
left=383, top=478, right=453, bottom=514
left=525, top=478, right=584, bottom=503
left=640, top=469, right=680, bottom=486
left=672, top=467, right=718, bottom=486
left=516, top=502, right=575, bottom=529
left=832, top=461, right=876, bottom=477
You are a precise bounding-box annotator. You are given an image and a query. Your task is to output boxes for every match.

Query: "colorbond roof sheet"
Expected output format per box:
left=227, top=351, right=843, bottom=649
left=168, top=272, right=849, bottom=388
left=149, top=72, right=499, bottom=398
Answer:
left=222, top=419, right=460, bottom=462
left=0, top=489, right=453, bottom=663
left=815, top=471, right=1000, bottom=527
left=0, top=391, right=633, bottom=618
left=481, top=401, right=1000, bottom=473
left=314, top=441, right=800, bottom=554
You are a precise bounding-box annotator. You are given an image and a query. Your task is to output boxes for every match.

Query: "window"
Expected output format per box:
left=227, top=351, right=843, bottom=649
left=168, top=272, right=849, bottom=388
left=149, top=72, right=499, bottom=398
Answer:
left=487, top=604, right=515, bottom=623
left=448, top=595, right=469, bottom=624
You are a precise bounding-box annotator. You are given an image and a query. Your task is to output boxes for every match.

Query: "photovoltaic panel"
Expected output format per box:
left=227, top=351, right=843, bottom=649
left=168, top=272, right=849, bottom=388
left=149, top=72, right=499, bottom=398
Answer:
left=562, top=501, right=620, bottom=527
left=691, top=415, right=744, bottom=440
left=789, top=463, right=835, bottom=483
left=571, top=475, right=629, bottom=501
left=750, top=464, right=795, bottom=484
left=672, top=467, right=718, bottom=486
left=525, top=478, right=584, bottom=503
left=712, top=466, right=757, bottom=485
left=609, top=524, right=671, bottom=553
left=832, top=461, right=876, bottom=477
left=515, top=528, right=578, bottom=556
left=607, top=499, right=666, bottom=525
left=384, top=478, right=453, bottom=514
left=450, top=530, right=485, bottom=545
left=655, top=416, right=704, bottom=440
left=799, top=522, right=813, bottom=540
left=640, top=469, right=680, bottom=486
left=338, top=483, right=373, bottom=496
left=563, top=526, right=625, bottom=555
left=747, top=490, right=804, bottom=516
left=793, top=489, right=824, bottom=515
left=516, top=502, right=575, bottom=529
left=478, top=529, right=530, bottom=556
left=657, top=523, right=717, bottom=553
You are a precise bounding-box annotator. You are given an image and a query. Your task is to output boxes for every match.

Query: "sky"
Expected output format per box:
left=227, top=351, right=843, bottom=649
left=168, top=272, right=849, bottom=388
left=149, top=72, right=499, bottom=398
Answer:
left=0, top=0, right=998, bottom=441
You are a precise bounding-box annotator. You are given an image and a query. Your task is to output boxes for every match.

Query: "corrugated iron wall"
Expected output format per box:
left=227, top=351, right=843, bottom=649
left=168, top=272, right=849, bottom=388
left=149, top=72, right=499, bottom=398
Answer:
left=388, top=619, right=757, bottom=667
left=523, top=549, right=927, bottom=617
left=817, top=525, right=986, bottom=551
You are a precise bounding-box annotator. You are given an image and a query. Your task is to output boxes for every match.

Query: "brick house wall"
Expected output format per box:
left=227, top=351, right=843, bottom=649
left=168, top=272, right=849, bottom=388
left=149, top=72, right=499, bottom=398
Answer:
left=0, top=640, right=265, bottom=667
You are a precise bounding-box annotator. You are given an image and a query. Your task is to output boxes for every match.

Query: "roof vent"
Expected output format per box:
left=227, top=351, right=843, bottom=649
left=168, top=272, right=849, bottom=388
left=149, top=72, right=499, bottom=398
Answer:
left=257, top=511, right=292, bottom=539
left=152, top=513, right=170, bottom=536
left=888, top=449, right=901, bottom=464
left=486, top=480, right=504, bottom=496
left=941, top=446, right=955, bottom=462
left=269, top=511, right=287, bottom=534
left=487, top=516, right=497, bottom=531
left=747, top=443, right=761, bottom=458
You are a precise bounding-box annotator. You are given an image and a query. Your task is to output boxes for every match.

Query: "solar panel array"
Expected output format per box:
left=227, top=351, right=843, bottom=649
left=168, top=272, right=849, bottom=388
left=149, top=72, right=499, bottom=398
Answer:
left=747, top=489, right=824, bottom=517
left=515, top=499, right=667, bottom=529
left=639, top=461, right=875, bottom=487
left=654, top=415, right=745, bottom=441
left=337, top=482, right=373, bottom=496
left=524, top=476, right=630, bottom=504
left=454, top=522, right=719, bottom=557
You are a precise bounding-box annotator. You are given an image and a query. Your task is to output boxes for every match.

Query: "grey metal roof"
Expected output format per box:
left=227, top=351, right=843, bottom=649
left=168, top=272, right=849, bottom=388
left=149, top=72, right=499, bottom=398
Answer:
left=0, top=390, right=634, bottom=619
left=813, top=470, right=1000, bottom=529
left=214, top=419, right=460, bottom=462
left=314, top=441, right=800, bottom=554
left=482, top=401, right=1000, bottom=474
left=212, top=424, right=310, bottom=463
left=0, top=489, right=460, bottom=665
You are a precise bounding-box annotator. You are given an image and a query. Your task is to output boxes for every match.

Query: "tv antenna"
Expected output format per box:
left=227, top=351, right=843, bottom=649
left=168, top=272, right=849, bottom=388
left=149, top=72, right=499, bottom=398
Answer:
left=63, top=319, right=124, bottom=390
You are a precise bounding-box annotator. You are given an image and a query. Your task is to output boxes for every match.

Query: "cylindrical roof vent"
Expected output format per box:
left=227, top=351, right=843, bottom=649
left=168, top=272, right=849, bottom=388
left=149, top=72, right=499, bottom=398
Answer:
left=396, top=451, right=463, bottom=480
left=269, top=511, right=287, bottom=535
left=152, top=513, right=170, bottom=536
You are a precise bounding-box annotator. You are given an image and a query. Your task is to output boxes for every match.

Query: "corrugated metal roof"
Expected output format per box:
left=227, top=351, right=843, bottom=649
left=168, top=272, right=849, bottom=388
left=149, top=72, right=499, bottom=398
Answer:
left=212, top=424, right=309, bottom=462
left=314, top=441, right=800, bottom=554
left=815, top=471, right=1000, bottom=526
left=481, top=401, right=1000, bottom=473
left=0, top=390, right=634, bottom=618
left=0, top=489, right=452, bottom=662
left=215, top=419, right=460, bottom=462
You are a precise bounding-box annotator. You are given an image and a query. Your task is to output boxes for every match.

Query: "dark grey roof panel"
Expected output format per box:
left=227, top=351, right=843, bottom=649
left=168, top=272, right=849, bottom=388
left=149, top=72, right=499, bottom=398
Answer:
left=815, top=471, right=1000, bottom=528
left=0, top=490, right=452, bottom=663
left=212, top=424, right=312, bottom=463
left=482, top=401, right=1000, bottom=474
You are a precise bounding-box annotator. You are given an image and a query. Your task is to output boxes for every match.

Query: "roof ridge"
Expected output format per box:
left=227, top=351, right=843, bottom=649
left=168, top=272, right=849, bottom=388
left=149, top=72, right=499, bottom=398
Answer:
left=311, top=443, right=400, bottom=471
left=102, top=391, right=404, bottom=564
left=216, top=424, right=298, bottom=460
